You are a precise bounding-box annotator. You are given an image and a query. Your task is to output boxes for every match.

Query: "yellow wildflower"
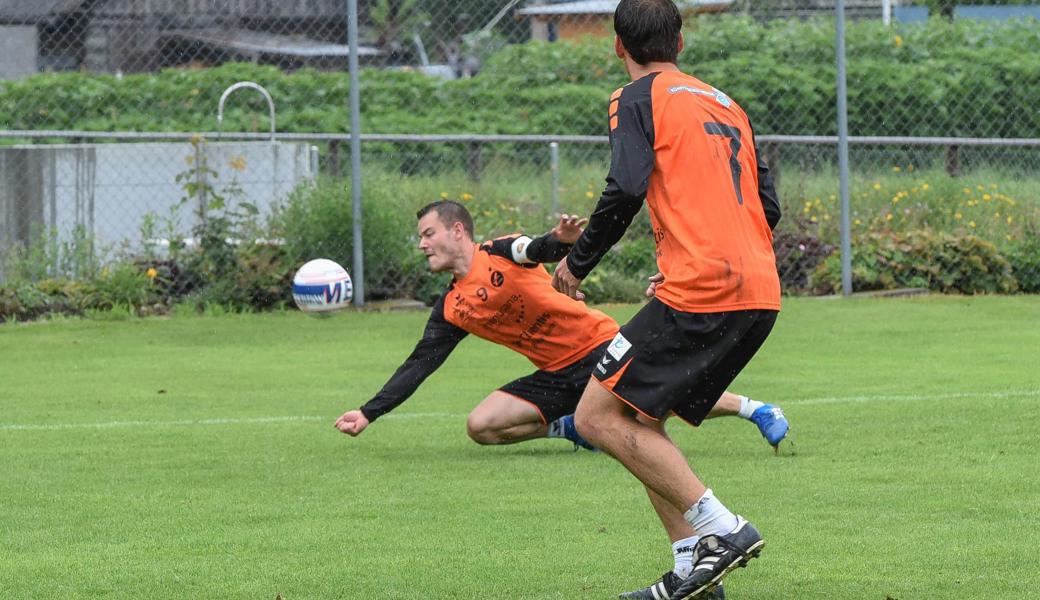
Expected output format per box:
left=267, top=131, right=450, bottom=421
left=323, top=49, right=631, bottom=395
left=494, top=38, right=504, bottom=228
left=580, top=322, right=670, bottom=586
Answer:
left=886, top=213, right=893, bottom=221
left=894, top=35, right=903, bottom=48
left=1007, top=216, right=1014, bottom=225
left=585, top=191, right=595, bottom=199
left=146, top=267, right=158, bottom=279
left=440, top=192, right=449, bottom=199
left=892, top=166, right=902, bottom=173
left=461, top=193, right=473, bottom=202
left=921, top=183, right=930, bottom=191
left=954, top=212, right=962, bottom=220
left=968, top=220, right=976, bottom=228
left=983, top=194, right=992, bottom=201
left=873, top=183, right=881, bottom=191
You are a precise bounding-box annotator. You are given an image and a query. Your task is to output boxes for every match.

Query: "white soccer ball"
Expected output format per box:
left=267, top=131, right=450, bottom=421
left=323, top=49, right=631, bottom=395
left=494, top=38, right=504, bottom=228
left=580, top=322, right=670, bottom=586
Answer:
left=292, top=258, right=353, bottom=313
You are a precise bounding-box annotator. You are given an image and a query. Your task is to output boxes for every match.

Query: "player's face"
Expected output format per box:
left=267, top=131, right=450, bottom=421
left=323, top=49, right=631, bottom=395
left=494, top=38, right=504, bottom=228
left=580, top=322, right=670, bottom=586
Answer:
left=417, top=212, right=463, bottom=272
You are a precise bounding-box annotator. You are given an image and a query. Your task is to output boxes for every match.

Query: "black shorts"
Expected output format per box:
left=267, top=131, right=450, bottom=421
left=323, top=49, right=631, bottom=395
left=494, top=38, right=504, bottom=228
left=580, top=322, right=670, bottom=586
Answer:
left=497, top=340, right=610, bottom=424
left=592, top=298, right=777, bottom=426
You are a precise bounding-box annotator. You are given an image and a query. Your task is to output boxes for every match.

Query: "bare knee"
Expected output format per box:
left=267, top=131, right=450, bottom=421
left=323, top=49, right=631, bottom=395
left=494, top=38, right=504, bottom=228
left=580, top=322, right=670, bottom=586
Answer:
left=574, top=399, right=611, bottom=446
left=466, top=412, right=502, bottom=445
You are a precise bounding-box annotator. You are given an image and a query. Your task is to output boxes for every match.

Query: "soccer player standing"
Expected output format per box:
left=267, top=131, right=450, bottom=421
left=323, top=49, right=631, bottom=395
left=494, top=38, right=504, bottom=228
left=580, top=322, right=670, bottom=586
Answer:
left=551, top=1, right=783, bottom=598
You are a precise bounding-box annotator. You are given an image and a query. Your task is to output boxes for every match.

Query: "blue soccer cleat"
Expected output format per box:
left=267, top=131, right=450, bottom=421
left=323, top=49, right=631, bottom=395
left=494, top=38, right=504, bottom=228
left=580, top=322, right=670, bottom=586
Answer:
left=749, top=404, right=789, bottom=451
left=560, top=414, right=597, bottom=451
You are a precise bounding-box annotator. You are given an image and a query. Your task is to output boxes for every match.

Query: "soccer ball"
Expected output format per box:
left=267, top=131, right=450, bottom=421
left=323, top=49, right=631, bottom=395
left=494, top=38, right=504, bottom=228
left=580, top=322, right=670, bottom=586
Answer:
left=292, top=258, right=353, bottom=313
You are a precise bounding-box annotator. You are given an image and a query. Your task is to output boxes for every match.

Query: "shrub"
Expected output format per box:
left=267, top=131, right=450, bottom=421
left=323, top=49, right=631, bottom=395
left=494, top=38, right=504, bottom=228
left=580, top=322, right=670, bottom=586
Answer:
left=811, top=229, right=1018, bottom=294
left=581, top=236, right=658, bottom=304
left=273, top=175, right=432, bottom=301
left=774, top=228, right=836, bottom=295
left=1005, top=228, right=1040, bottom=294
left=1, top=17, right=1037, bottom=138
left=93, top=263, right=154, bottom=309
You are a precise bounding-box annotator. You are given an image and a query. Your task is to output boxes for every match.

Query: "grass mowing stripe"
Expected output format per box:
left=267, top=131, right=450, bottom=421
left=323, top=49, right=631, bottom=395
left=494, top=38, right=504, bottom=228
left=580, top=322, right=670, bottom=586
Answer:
left=4, top=388, right=1037, bottom=431
left=0, top=412, right=461, bottom=431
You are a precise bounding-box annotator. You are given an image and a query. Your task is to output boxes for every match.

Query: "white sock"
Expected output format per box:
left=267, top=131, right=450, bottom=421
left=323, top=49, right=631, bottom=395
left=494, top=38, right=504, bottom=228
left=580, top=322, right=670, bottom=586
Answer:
left=672, top=535, right=699, bottom=578
left=546, top=416, right=567, bottom=438
left=738, top=396, right=765, bottom=419
left=683, top=489, right=739, bottom=537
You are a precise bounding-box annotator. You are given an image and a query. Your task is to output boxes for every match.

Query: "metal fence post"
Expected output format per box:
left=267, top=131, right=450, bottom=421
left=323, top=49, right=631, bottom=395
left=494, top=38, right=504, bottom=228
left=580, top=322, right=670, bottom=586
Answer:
left=550, top=141, right=560, bottom=216
left=347, top=0, right=365, bottom=307
left=836, top=0, right=853, bottom=297
left=467, top=141, right=483, bottom=182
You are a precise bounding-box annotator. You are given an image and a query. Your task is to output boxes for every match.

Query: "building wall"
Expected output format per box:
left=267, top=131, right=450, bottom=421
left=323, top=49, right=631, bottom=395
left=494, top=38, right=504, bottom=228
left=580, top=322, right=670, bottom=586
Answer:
left=556, top=16, right=612, bottom=40
left=0, top=26, right=39, bottom=79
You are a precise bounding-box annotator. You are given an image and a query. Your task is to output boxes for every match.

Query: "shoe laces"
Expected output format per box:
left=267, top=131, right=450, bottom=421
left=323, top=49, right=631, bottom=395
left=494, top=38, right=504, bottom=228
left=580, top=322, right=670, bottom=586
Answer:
left=692, top=533, right=750, bottom=563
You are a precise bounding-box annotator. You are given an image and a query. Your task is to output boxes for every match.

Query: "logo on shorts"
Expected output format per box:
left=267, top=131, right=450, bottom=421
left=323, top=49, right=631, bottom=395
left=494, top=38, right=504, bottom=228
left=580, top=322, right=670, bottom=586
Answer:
left=607, top=332, right=632, bottom=361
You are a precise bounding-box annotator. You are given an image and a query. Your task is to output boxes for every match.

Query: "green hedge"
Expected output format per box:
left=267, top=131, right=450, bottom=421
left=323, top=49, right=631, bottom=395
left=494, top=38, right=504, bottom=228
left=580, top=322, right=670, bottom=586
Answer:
left=811, top=229, right=1019, bottom=294
left=1, top=17, right=1038, bottom=138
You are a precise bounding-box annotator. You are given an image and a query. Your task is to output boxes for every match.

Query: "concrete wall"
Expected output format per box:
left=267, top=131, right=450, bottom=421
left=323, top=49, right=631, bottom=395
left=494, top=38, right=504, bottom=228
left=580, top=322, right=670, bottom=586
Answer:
left=0, top=26, right=39, bottom=79
left=0, top=141, right=316, bottom=279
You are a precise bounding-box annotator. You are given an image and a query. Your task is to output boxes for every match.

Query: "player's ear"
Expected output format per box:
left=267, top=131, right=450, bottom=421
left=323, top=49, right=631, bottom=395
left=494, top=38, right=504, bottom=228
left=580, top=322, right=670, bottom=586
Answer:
left=614, top=35, right=625, bottom=59
left=676, top=34, right=684, bottom=55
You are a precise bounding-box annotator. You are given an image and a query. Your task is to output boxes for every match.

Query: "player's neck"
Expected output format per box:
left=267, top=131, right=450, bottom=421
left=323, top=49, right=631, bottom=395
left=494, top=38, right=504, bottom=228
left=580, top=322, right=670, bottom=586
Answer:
left=452, top=242, right=476, bottom=280
left=627, top=60, right=679, bottom=81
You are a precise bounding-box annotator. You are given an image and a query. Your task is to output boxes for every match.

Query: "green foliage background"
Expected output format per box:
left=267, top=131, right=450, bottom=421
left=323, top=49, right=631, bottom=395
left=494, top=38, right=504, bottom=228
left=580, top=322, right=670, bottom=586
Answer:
left=2, top=16, right=1038, bottom=138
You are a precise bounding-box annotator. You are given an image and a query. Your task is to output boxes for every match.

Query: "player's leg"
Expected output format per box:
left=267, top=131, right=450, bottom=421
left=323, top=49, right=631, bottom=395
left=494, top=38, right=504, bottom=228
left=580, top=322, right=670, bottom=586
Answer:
left=466, top=391, right=548, bottom=445
left=580, top=302, right=776, bottom=599
left=619, top=413, right=727, bottom=600
left=574, top=383, right=707, bottom=513
left=706, top=391, right=790, bottom=450
left=467, top=350, right=604, bottom=448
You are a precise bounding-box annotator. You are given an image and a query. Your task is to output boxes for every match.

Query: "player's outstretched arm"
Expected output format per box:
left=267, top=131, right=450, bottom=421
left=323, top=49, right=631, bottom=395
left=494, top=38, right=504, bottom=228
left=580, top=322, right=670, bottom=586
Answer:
left=334, top=410, right=370, bottom=437
left=337, top=295, right=468, bottom=434
left=485, top=215, right=586, bottom=266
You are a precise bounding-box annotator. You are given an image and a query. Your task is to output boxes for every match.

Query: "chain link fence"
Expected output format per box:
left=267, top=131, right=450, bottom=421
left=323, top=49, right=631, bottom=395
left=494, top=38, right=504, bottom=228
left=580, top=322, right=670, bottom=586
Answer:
left=2, top=1, right=1039, bottom=318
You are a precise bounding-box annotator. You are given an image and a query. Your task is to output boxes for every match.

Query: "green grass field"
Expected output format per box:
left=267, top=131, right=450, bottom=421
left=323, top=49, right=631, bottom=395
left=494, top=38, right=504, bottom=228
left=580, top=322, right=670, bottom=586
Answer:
left=2, top=296, right=1039, bottom=599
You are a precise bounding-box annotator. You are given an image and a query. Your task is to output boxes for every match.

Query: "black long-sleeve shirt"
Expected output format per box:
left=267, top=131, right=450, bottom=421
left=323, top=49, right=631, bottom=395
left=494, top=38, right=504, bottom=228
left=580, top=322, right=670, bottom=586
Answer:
left=359, top=231, right=594, bottom=422
left=567, top=72, right=782, bottom=289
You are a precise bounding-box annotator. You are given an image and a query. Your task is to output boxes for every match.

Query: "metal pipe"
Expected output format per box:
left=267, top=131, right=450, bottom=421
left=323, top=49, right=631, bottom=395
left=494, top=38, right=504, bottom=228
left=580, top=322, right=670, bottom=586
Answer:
left=837, top=0, right=853, bottom=297
left=550, top=142, right=560, bottom=216
left=217, top=81, right=276, bottom=142
left=348, top=0, right=365, bottom=308
left=5, top=130, right=1040, bottom=147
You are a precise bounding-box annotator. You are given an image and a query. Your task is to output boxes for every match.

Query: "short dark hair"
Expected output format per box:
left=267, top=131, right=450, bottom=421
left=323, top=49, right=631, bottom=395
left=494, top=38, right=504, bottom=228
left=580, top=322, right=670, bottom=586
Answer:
left=416, top=200, right=474, bottom=238
left=614, top=0, right=683, bottom=65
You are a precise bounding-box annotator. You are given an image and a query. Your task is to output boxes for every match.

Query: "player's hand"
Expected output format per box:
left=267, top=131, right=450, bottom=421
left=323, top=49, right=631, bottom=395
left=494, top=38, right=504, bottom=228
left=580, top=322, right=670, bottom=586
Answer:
left=552, top=256, right=586, bottom=301
left=645, top=272, right=664, bottom=298
left=334, top=410, right=370, bottom=437
left=551, top=213, right=588, bottom=245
